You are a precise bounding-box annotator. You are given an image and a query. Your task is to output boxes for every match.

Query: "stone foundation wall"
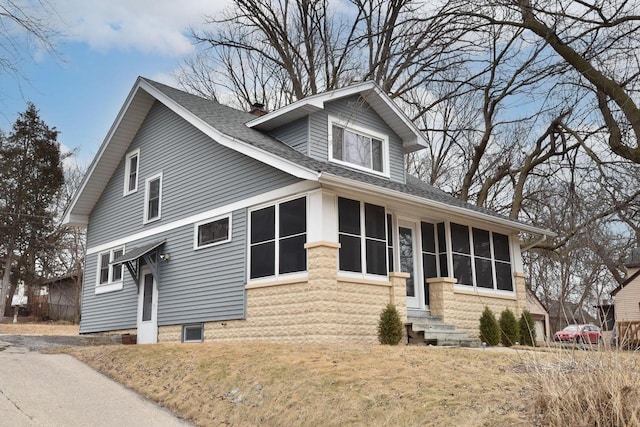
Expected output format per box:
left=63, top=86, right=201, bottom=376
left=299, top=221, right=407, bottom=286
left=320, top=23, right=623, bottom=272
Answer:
left=428, top=273, right=528, bottom=339
left=156, top=242, right=408, bottom=344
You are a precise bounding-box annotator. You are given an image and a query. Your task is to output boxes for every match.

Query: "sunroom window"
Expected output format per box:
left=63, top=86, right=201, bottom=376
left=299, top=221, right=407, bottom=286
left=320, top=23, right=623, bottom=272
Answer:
left=450, top=223, right=513, bottom=292
left=338, top=197, right=388, bottom=276
left=329, top=118, right=388, bottom=175
left=249, top=196, right=307, bottom=280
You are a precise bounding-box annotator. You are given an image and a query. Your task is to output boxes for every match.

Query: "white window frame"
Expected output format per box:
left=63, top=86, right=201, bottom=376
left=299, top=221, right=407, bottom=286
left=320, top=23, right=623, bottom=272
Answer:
left=193, top=214, right=232, bottom=250
left=95, top=246, right=125, bottom=294
left=328, top=116, right=390, bottom=177
left=336, top=197, right=390, bottom=281
left=123, top=148, right=140, bottom=196
left=247, top=195, right=308, bottom=284
left=143, top=172, right=163, bottom=224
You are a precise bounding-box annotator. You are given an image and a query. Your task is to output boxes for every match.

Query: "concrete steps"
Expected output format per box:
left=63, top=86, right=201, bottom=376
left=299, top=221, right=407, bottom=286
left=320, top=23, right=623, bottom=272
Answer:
left=406, top=316, right=480, bottom=347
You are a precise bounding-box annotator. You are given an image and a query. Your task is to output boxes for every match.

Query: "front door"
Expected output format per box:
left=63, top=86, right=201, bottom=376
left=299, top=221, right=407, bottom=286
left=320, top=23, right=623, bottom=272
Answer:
left=398, top=221, right=420, bottom=309
left=137, top=267, right=158, bottom=344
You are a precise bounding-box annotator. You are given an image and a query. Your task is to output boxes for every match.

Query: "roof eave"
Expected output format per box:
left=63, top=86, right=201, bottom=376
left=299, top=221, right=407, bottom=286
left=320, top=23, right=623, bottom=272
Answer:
left=62, top=76, right=154, bottom=226
left=318, top=172, right=555, bottom=237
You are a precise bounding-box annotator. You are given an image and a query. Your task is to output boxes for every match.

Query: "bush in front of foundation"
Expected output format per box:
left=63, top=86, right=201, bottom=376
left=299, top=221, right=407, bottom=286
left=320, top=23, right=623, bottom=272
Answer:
left=479, top=306, right=500, bottom=346
left=378, top=304, right=403, bottom=345
left=499, top=308, right=520, bottom=347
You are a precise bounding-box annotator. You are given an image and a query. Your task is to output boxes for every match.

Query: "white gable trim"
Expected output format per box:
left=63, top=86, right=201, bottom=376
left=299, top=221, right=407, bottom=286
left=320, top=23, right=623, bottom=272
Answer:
left=86, top=180, right=319, bottom=256
left=246, top=81, right=428, bottom=151
left=63, top=78, right=320, bottom=226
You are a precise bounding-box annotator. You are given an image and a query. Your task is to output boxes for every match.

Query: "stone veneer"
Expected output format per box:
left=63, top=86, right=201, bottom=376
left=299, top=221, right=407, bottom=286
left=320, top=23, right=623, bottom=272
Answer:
left=158, top=242, right=408, bottom=344
left=427, top=272, right=528, bottom=339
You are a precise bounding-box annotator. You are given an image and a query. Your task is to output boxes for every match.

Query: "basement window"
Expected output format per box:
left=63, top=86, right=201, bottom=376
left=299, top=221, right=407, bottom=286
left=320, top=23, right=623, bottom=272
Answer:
left=182, top=324, right=204, bottom=343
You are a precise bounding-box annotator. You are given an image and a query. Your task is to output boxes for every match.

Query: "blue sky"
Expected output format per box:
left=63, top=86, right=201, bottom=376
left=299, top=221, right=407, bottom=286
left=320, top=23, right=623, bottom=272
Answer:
left=0, top=0, right=229, bottom=167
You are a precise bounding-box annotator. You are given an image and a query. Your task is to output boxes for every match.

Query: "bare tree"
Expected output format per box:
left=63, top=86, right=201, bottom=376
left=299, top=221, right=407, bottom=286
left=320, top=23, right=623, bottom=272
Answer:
left=0, top=0, right=60, bottom=82
left=181, top=0, right=640, bottom=321
left=448, top=0, right=640, bottom=164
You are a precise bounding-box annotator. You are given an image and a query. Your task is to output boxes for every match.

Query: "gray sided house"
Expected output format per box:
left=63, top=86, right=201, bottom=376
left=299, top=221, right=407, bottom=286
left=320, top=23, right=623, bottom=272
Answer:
left=64, top=78, right=553, bottom=344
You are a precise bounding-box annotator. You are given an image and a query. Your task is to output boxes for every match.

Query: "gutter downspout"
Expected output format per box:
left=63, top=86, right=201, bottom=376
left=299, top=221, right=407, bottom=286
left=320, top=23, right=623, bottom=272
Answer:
left=521, top=234, right=547, bottom=252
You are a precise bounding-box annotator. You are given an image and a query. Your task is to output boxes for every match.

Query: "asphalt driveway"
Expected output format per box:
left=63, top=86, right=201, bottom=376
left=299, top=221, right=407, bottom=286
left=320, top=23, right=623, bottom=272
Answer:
left=0, top=337, right=192, bottom=426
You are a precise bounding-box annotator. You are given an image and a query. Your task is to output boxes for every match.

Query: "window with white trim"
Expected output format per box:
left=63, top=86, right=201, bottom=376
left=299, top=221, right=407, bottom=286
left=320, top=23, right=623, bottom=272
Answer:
left=249, top=196, right=307, bottom=280
left=124, top=149, right=139, bottom=195
left=144, top=173, right=162, bottom=223
left=450, top=223, right=513, bottom=292
left=194, top=215, right=231, bottom=249
left=97, top=247, right=124, bottom=286
left=329, top=118, right=388, bottom=175
left=338, top=197, right=388, bottom=277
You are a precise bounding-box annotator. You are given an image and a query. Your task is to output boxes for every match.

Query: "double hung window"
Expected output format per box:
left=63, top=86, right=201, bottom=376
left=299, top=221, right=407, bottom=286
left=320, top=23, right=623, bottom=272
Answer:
left=123, top=149, right=139, bottom=195
left=338, top=197, right=387, bottom=277
left=144, top=173, right=162, bottom=223
left=249, top=196, right=307, bottom=280
left=97, top=247, right=124, bottom=290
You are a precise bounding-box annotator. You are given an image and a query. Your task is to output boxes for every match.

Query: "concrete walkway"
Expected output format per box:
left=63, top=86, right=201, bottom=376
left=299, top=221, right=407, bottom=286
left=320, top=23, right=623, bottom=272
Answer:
left=0, top=340, right=192, bottom=427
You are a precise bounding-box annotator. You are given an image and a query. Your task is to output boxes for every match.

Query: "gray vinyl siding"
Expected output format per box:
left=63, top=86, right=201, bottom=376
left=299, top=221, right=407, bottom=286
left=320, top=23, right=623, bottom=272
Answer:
left=79, top=252, right=138, bottom=333
left=79, top=209, right=247, bottom=333
left=157, top=209, right=246, bottom=325
left=308, top=95, right=406, bottom=183
left=269, top=117, right=308, bottom=154
left=87, top=100, right=301, bottom=248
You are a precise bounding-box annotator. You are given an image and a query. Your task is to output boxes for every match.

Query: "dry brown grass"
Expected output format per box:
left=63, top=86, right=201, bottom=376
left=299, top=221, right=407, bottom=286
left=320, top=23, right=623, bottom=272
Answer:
left=65, top=343, right=539, bottom=427
left=525, top=349, right=640, bottom=426
left=0, top=322, right=78, bottom=335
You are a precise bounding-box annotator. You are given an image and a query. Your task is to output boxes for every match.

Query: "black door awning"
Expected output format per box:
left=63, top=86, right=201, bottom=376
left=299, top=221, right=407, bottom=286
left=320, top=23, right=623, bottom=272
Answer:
left=111, top=240, right=165, bottom=291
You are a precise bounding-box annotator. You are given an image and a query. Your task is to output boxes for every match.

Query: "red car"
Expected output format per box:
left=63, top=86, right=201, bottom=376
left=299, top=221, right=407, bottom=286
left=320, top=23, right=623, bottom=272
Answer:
left=554, top=324, right=602, bottom=344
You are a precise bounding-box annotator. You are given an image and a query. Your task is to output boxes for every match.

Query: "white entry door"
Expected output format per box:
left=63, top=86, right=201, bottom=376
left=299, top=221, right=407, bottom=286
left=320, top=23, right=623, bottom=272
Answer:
left=398, top=221, right=421, bottom=309
left=137, top=267, right=158, bottom=344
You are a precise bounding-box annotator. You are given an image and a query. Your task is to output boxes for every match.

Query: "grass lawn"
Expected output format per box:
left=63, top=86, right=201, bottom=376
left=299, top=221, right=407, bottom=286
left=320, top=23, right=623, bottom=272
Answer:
left=0, top=322, right=78, bottom=335
left=65, top=343, right=540, bottom=426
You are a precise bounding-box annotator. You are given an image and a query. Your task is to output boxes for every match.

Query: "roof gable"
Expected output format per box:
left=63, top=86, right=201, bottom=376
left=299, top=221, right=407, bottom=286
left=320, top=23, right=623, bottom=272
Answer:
left=63, top=77, right=319, bottom=226
left=246, top=81, right=428, bottom=152
left=63, top=77, right=552, bottom=239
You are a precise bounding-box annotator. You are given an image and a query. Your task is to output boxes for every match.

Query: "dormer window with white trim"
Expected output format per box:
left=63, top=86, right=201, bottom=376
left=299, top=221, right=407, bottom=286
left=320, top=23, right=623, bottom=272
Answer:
left=329, top=117, right=389, bottom=176
left=124, top=149, right=140, bottom=196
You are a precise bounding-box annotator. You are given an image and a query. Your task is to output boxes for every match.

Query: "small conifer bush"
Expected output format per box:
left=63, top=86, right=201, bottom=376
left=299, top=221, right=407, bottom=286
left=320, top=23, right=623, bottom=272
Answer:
left=499, top=308, right=520, bottom=347
left=519, top=310, right=536, bottom=346
left=479, top=306, right=500, bottom=346
left=378, top=304, right=403, bottom=345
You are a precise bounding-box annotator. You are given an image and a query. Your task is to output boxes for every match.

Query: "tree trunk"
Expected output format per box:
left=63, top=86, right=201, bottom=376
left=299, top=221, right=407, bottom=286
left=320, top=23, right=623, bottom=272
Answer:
left=0, top=254, right=13, bottom=318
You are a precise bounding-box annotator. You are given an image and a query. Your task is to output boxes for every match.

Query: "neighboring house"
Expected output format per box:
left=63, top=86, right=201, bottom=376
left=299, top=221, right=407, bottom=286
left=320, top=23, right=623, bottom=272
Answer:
left=611, top=248, right=640, bottom=346
left=63, top=78, right=553, bottom=344
left=526, top=288, right=550, bottom=344
left=33, top=273, right=82, bottom=322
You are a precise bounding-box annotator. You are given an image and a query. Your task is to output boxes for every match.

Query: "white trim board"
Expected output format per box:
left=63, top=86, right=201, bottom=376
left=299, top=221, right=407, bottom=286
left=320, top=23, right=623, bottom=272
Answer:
left=86, top=181, right=319, bottom=255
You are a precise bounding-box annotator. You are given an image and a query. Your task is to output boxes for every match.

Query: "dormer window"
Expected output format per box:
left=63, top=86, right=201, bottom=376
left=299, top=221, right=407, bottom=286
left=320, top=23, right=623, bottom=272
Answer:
left=329, top=117, right=388, bottom=176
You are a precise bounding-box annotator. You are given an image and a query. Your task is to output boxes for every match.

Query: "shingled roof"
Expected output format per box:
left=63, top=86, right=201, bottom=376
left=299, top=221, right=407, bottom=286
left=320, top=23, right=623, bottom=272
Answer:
left=142, top=78, right=550, bottom=235
left=64, top=76, right=553, bottom=238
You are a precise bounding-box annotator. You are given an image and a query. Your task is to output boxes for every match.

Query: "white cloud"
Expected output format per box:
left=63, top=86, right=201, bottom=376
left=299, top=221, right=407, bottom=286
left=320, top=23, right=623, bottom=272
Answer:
left=51, top=0, right=231, bottom=57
